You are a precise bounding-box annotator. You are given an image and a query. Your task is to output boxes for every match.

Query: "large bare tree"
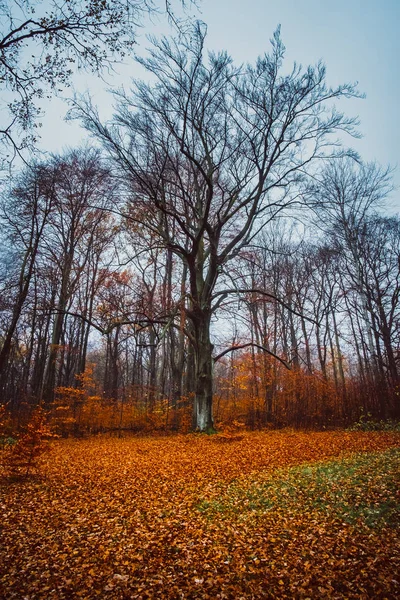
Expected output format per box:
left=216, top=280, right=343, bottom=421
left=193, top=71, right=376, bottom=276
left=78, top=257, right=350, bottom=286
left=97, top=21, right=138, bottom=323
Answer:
left=72, top=23, right=361, bottom=431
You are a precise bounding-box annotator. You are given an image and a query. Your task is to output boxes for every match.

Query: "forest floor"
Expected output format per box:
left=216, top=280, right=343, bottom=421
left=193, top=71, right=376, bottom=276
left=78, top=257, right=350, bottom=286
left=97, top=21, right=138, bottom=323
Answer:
left=1, top=430, right=399, bottom=599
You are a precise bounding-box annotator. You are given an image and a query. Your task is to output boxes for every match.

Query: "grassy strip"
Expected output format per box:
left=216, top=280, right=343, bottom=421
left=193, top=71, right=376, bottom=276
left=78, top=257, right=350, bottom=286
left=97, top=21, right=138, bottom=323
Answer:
left=197, top=447, right=400, bottom=528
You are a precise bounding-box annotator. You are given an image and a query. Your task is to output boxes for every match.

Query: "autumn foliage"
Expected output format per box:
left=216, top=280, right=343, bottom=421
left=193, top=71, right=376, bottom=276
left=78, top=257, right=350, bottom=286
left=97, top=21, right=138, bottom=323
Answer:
left=24, top=355, right=392, bottom=437
left=1, top=430, right=399, bottom=598
left=51, top=365, right=192, bottom=436
left=1, top=407, right=56, bottom=477
left=215, top=352, right=342, bottom=429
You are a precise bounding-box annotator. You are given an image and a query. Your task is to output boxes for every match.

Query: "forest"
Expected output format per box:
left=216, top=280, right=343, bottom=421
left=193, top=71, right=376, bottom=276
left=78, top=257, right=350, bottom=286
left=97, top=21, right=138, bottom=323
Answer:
left=1, top=2, right=399, bottom=599
left=0, top=11, right=399, bottom=434
left=0, top=143, right=398, bottom=434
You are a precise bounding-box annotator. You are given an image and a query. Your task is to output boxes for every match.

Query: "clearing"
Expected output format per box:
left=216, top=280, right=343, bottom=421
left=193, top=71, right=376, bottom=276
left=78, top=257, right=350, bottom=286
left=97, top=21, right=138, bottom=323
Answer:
left=1, top=430, right=399, bottom=599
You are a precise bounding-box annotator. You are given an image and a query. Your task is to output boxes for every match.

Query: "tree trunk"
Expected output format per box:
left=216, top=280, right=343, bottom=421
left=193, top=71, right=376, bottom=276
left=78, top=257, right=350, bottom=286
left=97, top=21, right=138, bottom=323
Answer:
left=192, top=313, right=214, bottom=432
left=0, top=244, right=37, bottom=392
left=315, top=324, right=327, bottom=380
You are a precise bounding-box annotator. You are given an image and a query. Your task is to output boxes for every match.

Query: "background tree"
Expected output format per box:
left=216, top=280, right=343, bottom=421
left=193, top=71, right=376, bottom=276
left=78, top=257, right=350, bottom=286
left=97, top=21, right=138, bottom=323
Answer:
left=0, top=162, right=56, bottom=398
left=307, top=158, right=396, bottom=416
left=40, top=148, right=117, bottom=404
left=0, top=147, right=118, bottom=413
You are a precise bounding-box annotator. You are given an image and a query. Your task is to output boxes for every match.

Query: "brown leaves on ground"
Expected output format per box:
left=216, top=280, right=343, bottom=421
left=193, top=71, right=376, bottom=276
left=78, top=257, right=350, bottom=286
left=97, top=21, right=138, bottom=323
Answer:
left=1, top=430, right=399, bottom=599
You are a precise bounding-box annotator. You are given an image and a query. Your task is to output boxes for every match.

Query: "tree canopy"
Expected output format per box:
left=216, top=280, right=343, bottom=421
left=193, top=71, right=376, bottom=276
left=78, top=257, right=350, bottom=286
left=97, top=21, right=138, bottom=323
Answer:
left=0, top=0, right=190, bottom=163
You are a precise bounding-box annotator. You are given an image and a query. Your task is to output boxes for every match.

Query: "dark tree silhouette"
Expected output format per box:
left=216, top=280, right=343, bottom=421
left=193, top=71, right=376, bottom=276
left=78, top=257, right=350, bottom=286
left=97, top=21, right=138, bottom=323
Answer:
left=0, top=0, right=192, bottom=162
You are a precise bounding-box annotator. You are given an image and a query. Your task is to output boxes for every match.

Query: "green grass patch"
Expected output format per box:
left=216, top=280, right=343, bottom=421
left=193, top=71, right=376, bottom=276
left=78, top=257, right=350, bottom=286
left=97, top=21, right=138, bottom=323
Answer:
left=348, top=416, right=400, bottom=432
left=196, top=447, right=400, bottom=528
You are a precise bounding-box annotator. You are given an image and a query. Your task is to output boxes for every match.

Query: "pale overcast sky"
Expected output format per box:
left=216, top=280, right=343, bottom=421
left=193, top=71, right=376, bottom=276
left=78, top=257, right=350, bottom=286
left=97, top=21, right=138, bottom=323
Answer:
left=38, top=0, right=400, bottom=204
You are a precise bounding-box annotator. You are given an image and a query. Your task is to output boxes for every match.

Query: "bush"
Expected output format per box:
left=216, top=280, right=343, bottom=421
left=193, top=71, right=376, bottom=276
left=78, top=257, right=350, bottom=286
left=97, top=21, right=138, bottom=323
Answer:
left=348, top=412, right=400, bottom=432
left=1, top=407, right=57, bottom=477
